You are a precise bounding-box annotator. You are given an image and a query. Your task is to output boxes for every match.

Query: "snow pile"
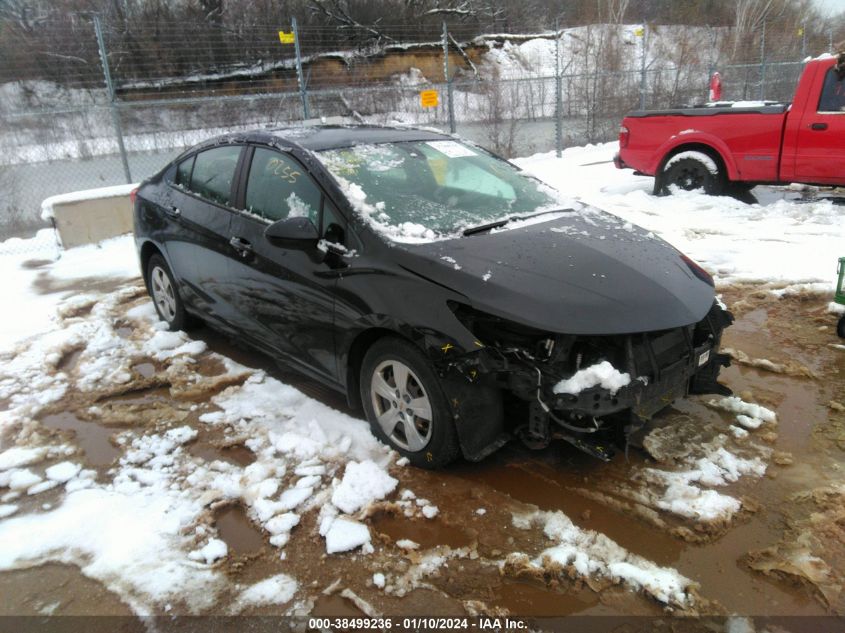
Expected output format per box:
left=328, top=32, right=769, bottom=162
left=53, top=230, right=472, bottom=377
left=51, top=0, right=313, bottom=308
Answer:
left=509, top=510, right=694, bottom=608
left=331, top=460, right=398, bottom=514
left=707, top=396, right=777, bottom=430
left=236, top=574, right=298, bottom=608
left=325, top=517, right=372, bottom=554
left=638, top=432, right=769, bottom=523
left=189, top=538, right=228, bottom=564
left=553, top=361, right=631, bottom=395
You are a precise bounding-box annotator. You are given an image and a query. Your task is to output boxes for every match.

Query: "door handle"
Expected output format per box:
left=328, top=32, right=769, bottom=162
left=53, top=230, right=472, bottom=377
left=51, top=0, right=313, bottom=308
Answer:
left=229, top=236, right=253, bottom=257
left=165, top=205, right=181, bottom=217
left=810, top=122, right=828, bottom=130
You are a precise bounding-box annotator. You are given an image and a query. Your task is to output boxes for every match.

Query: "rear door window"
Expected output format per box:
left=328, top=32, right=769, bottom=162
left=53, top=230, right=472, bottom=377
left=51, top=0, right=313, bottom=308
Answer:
left=175, top=155, right=194, bottom=187
left=818, top=68, right=845, bottom=112
left=188, top=145, right=242, bottom=206
left=244, top=148, right=322, bottom=224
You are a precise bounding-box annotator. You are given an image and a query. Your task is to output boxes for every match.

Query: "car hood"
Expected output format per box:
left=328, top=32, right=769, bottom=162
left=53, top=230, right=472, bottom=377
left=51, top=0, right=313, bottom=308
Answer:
left=393, top=208, right=714, bottom=335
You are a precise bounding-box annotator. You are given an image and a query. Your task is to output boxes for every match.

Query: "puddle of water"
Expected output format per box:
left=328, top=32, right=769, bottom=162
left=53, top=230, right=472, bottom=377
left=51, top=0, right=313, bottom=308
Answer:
left=132, top=362, right=156, bottom=379
left=493, top=579, right=598, bottom=616
left=0, top=563, right=137, bottom=617
left=453, top=445, right=685, bottom=567
left=57, top=348, right=83, bottom=373
left=371, top=511, right=473, bottom=550
left=214, top=504, right=264, bottom=556
left=311, top=594, right=366, bottom=617
left=103, top=386, right=171, bottom=406
left=189, top=442, right=255, bottom=467
left=41, top=411, right=120, bottom=467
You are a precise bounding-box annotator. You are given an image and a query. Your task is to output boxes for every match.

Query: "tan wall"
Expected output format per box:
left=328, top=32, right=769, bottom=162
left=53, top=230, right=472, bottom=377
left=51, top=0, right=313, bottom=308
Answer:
left=52, top=194, right=133, bottom=249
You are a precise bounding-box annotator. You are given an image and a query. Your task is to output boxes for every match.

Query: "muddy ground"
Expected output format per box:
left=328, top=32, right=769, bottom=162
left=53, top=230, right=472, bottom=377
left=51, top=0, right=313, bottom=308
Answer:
left=1, top=267, right=844, bottom=626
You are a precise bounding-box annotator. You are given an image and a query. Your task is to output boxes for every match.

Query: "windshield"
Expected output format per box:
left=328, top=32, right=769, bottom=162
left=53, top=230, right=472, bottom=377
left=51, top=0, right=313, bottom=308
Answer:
left=317, top=139, right=573, bottom=242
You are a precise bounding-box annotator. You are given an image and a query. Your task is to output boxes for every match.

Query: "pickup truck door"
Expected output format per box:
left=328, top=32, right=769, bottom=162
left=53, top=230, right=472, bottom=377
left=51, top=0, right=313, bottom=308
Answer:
left=793, top=66, right=845, bottom=186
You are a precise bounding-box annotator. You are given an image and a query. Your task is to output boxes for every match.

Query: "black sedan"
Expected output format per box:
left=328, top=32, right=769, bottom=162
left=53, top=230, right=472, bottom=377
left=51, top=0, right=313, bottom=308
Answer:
left=133, top=125, right=733, bottom=468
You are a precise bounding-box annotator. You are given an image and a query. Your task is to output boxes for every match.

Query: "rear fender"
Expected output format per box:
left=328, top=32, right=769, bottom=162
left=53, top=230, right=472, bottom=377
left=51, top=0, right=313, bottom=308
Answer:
left=652, top=133, right=739, bottom=181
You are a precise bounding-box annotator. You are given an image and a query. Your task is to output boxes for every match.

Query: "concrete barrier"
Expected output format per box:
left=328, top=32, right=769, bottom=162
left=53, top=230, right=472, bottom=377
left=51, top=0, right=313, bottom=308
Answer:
left=40, top=183, right=138, bottom=249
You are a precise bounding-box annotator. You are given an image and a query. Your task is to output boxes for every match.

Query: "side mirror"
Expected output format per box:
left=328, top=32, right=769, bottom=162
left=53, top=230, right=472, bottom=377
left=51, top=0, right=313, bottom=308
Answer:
left=264, top=216, right=319, bottom=246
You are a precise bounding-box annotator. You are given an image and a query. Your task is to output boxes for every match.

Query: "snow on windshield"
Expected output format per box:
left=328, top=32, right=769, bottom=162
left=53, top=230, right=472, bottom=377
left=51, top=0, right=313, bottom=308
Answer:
left=316, top=140, right=579, bottom=243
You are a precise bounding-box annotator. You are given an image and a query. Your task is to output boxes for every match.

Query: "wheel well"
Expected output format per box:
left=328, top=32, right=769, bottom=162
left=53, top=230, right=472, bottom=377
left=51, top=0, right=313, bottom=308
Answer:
left=660, top=143, right=727, bottom=180
left=139, top=241, right=163, bottom=287
left=345, top=327, right=412, bottom=411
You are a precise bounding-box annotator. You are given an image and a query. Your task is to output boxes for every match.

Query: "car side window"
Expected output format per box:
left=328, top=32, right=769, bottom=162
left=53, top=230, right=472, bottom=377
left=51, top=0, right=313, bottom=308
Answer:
left=188, top=145, right=242, bottom=205
left=175, top=155, right=194, bottom=187
left=322, top=198, right=346, bottom=247
left=818, top=68, right=845, bottom=113
left=245, top=148, right=322, bottom=224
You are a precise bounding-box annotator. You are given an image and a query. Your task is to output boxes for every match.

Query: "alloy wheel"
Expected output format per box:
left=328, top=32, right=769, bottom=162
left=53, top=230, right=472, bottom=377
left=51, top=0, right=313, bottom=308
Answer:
left=370, top=360, right=433, bottom=452
left=150, top=265, right=177, bottom=323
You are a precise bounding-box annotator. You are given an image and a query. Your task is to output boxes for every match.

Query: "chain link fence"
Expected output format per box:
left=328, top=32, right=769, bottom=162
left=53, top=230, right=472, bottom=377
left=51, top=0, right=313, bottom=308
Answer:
left=1, top=14, right=840, bottom=244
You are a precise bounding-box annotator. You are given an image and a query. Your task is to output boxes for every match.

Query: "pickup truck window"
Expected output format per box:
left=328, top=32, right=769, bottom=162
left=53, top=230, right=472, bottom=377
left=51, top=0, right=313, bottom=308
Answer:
left=818, top=68, right=845, bottom=113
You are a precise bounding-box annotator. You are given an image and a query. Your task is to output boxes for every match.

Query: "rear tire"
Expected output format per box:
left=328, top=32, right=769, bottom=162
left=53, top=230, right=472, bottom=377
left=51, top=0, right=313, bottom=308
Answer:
left=147, top=254, right=190, bottom=331
left=837, top=315, right=845, bottom=339
left=360, top=337, right=460, bottom=469
left=657, top=154, right=725, bottom=196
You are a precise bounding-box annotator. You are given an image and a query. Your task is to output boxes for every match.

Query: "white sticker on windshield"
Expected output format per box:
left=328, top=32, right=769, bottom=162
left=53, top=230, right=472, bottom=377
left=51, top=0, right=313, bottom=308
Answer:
left=426, top=140, right=477, bottom=158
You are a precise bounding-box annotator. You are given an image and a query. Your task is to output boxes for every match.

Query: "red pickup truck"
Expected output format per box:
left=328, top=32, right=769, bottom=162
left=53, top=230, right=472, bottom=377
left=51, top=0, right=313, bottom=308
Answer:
left=615, top=53, right=845, bottom=195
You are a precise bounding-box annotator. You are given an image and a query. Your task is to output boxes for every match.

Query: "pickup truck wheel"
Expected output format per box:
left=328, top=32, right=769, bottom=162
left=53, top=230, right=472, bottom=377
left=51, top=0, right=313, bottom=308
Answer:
left=837, top=315, right=845, bottom=339
left=659, top=154, right=724, bottom=196
left=360, top=337, right=460, bottom=469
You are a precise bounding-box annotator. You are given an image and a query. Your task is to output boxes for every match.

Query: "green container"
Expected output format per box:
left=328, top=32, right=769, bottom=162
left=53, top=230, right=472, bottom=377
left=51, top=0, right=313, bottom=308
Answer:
left=838, top=257, right=845, bottom=306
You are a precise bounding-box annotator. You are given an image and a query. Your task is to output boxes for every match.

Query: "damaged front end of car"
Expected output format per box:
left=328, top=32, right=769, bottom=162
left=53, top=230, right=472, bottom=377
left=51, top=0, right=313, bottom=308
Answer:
left=439, top=300, right=734, bottom=461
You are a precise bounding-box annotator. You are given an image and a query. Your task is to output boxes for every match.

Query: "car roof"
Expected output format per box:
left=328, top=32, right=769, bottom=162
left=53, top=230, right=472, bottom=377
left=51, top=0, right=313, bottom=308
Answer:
left=262, top=124, right=452, bottom=151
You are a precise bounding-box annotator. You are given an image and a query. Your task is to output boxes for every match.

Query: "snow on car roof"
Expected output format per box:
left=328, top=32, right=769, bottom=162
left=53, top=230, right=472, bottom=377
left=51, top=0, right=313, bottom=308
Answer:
left=265, top=124, right=452, bottom=151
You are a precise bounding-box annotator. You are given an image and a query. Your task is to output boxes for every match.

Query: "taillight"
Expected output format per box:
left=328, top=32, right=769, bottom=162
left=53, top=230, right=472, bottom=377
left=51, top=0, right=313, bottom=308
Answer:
left=618, top=125, right=630, bottom=149
left=130, top=187, right=139, bottom=204
left=681, top=254, right=714, bottom=287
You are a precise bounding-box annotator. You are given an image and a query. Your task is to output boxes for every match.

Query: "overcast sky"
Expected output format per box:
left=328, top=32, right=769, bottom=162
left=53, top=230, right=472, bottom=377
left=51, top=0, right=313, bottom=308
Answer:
left=814, top=0, right=844, bottom=16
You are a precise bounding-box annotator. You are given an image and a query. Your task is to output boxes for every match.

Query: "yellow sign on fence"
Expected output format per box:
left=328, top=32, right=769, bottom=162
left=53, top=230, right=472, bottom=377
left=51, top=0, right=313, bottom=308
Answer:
left=420, top=90, right=439, bottom=108
left=278, top=31, right=295, bottom=44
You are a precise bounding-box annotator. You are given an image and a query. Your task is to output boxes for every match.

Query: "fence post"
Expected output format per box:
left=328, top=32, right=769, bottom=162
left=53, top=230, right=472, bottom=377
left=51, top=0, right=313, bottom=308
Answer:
left=759, top=20, right=766, bottom=101
left=554, top=19, right=562, bottom=158
left=442, top=22, right=456, bottom=134
left=292, top=17, right=310, bottom=120
left=639, top=24, right=647, bottom=110
left=93, top=15, right=132, bottom=184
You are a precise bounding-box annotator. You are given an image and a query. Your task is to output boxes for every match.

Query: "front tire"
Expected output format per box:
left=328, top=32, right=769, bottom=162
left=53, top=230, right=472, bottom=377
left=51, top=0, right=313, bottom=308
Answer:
left=657, top=153, right=724, bottom=196
left=838, top=315, right=845, bottom=339
left=360, top=337, right=460, bottom=469
left=147, top=254, right=190, bottom=331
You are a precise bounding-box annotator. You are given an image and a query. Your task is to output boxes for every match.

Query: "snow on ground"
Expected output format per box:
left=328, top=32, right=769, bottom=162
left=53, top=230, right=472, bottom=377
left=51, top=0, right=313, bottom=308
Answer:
left=1, top=137, right=840, bottom=614
left=0, top=231, right=138, bottom=351
left=513, top=143, right=845, bottom=290
left=508, top=510, right=695, bottom=608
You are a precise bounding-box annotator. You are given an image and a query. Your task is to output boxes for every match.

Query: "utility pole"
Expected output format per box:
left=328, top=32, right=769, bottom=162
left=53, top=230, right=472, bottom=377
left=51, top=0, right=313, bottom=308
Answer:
left=639, top=24, right=647, bottom=110
left=442, top=22, right=456, bottom=134
left=554, top=18, right=562, bottom=158
left=759, top=20, right=767, bottom=102
left=292, top=17, right=309, bottom=120
left=93, top=15, right=132, bottom=183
